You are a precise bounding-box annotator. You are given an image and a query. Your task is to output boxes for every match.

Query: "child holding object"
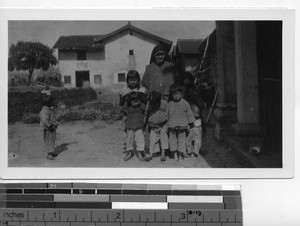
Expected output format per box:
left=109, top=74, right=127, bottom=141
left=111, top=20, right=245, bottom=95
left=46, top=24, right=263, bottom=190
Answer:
left=167, top=84, right=195, bottom=161
left=118, top=70, right=147, bottom=132
left=39, top=95, right=59, bottom=160
left=144, top=91, right=168, bottom=162
left=186, top=104, right=204, bottom=157
left=120, top=92, right=146, bottom=162
left=119, top=70, right=147, bottom=107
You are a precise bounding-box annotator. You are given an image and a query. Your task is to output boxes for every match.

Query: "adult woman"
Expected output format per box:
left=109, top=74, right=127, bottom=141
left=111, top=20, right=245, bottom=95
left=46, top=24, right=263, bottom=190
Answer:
left=141, top=44, right=180, bottom=101
left=142, top=44, right=180, bottom=158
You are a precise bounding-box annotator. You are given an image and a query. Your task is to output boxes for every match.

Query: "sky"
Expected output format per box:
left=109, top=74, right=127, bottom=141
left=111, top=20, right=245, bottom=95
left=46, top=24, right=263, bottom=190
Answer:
left=8, top=21, right=216, bottom=49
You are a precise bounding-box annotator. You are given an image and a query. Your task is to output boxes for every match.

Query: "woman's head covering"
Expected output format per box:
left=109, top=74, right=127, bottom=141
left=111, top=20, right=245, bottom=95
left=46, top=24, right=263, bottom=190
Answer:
left=149, top=44, right=170, bottom=64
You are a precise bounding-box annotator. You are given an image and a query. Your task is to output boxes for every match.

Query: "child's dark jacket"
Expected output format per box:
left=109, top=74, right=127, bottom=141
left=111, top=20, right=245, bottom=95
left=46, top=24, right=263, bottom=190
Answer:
left=120, top=104, right=145, bottom=130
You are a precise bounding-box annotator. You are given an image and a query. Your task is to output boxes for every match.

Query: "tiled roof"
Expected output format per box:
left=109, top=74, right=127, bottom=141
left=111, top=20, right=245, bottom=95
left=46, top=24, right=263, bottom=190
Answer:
left=95, top=23, right=172, bottom=46
left=53, top=23, right=173, bottom=51
left=177, top=39, right=203, bottom=54
left=53, top=35, right=104, bottom=50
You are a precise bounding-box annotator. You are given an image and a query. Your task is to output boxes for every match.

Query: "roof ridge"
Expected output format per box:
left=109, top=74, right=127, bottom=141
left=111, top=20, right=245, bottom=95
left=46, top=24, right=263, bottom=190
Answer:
left=177, top=38, right=203, bottom=41
left=59, top=34, right=104, bottom=37
left=94, top=23, right=172, bottom=45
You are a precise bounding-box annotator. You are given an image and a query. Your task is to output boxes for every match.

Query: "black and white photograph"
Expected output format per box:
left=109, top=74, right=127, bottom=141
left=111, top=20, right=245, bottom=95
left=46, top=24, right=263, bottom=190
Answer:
left=0, top=9, right=294, bottom=179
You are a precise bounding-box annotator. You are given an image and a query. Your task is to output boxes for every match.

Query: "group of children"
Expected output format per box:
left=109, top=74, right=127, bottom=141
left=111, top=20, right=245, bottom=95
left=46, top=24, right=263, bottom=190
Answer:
left=120, top=70, right=204, bottom=162
left=38, top=70, right=205, bottom=162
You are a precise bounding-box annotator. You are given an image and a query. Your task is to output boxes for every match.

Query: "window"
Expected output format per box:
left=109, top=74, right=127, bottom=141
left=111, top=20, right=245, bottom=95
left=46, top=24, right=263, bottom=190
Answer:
left=77, top=50, right=86, bottom=61
left=129, top=50, right=134, bottom=55
left=64, top=75, right=71, bottom=84
left=94, top=74, right=102, bottom=84
left=118, top=73, right=126, bottom=82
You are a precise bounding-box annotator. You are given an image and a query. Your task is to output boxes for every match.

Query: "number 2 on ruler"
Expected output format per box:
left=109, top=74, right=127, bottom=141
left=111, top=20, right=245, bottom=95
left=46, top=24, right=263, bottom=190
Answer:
left=115, top=212, right=121, bottom=220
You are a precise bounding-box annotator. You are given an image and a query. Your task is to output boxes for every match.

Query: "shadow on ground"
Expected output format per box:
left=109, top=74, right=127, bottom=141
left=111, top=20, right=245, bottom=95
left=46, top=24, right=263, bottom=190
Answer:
left=50, top=143, right=71, bottom=157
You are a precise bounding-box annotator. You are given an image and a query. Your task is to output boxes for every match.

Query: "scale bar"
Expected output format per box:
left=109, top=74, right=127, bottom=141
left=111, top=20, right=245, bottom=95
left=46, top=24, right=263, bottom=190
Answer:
left=112, top=202, right=168, bottom=209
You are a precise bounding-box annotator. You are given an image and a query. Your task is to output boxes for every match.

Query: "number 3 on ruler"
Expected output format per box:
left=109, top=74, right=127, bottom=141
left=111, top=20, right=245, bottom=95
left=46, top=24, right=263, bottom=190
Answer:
left=181, top=213, right=186, bottom=220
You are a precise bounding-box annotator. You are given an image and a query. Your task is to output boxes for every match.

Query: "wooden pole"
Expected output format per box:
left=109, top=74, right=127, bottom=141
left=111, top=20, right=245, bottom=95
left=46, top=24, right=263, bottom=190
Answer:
left=206, top=87, right=219, bottom=124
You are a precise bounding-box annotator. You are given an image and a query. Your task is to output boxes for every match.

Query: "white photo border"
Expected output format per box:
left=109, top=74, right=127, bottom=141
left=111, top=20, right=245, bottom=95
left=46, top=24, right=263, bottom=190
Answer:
left=0, top=8, right=295, bottom=179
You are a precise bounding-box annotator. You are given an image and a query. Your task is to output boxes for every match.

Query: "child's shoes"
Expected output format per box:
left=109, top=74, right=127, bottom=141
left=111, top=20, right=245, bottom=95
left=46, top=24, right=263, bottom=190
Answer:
left=192, top=152, right=199, bottom=157
left=123, top=151, right=133, bottom=161
left=137, top=152, right=145, bottom=162
left=178, top=152, right=185, bottom=161
left=174, top=152, right=179, bottom=161
left=46, top=154, right=55, bottom=160
left=145, top=154, right=153, bottom=162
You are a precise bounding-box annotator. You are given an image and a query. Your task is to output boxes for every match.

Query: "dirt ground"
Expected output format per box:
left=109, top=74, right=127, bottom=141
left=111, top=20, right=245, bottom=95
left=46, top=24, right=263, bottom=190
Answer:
left=8, top=118, right=244, bottom=168
left=7, top=92, right=245, bottom=168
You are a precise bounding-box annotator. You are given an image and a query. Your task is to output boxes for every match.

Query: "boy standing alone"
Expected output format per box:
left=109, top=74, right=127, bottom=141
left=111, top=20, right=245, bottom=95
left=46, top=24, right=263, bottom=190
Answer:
left=39, top=95, right=59, bottom=160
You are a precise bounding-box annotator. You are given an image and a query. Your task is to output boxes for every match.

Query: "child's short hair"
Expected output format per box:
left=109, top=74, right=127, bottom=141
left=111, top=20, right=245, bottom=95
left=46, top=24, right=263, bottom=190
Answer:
left=43, top=95, right=54, bottom=108
left=190, top=104, right=200, bottom=114
left=148, top=91, right=161, bottom=109
left=169, top=83, right=183, bottom=94
left=126, top=70, right=141, bottom=83
left=126, top=91, right=139, bottom=107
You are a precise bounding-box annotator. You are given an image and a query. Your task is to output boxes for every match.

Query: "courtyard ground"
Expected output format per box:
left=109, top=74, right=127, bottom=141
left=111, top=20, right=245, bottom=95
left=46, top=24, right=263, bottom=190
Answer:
left=8, top=118, right=245, bottom=168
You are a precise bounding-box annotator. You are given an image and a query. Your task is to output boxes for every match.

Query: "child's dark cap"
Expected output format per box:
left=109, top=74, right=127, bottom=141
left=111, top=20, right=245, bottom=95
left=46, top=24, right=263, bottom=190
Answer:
left=169, top=83, right=183, bottom=94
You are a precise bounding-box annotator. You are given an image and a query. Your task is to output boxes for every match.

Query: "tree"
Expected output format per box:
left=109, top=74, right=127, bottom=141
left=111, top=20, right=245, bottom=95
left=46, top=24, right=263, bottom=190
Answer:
left=8, top=41, right=57, bottom=85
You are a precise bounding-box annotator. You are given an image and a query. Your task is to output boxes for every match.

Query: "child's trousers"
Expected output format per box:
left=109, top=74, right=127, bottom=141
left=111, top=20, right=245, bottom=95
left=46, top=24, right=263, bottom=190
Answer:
left=169, top=128, right=187, bottom=153
left=42, top=129, right=56, bottom=153
left=126, top=129, right=145, bottom=151
left=149, top=124, right=168, bottom=155
left=186, top=126, right=202, bottom=154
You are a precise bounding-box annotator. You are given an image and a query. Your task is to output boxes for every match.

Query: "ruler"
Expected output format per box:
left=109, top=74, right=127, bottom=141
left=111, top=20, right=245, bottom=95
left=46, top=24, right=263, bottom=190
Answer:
left=0, top=183, right=242, bottom=226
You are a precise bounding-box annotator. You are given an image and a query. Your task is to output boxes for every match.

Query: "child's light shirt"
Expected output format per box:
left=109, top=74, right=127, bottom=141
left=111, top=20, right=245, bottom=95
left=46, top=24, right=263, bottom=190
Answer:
left=167, top=99, right=195, bottom=128
left=120, top=85, right=147, bottom=97
left=194, top=119, right=202, bottom=127
left=119, top=85, right=148, bottom=106
left=39, top=106, right=58, bottom=131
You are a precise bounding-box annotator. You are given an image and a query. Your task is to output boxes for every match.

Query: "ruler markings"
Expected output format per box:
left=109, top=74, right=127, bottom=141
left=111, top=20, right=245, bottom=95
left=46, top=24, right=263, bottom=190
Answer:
left=0, top=209, right=242, bottom=223
left=0, top=184, right=242, bottom=225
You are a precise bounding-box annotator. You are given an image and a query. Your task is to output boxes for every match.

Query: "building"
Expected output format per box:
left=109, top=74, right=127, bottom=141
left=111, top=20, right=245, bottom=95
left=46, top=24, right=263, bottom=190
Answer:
left=53, top=22, right=172, bottom=91
left=194, top=30, right=217, bottom=108
left=201, top=21, right=282, bottom=167
left=170, top=39, right=203, bottom=76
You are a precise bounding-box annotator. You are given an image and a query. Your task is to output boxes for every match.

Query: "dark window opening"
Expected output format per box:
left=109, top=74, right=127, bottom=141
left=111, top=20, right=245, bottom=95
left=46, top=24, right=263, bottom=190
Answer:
left=94, top=74, right=102, bottom=84
left=118, top=73, right=126, bottom=82
left=77, top=50, right=86, bottom=61
left=64, top=75, right=71, bottom=84
left=129, top=50, right=134, bottom=55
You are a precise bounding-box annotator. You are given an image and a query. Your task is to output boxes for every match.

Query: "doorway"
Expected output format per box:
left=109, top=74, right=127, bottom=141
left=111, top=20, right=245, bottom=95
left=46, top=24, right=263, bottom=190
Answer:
left=75, top=71, right=90, bottom=88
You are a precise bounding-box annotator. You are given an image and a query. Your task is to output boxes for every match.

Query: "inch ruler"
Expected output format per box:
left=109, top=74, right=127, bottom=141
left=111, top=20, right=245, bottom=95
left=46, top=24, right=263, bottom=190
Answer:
left=0, top=183, right=243, bottom=226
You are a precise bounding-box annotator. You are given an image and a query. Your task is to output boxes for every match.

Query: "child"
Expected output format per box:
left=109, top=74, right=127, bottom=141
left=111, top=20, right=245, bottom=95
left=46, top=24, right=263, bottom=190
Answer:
left=167, top=84, right=195, bottom=161
left=144, top=91, right=168, bottom=162
left=119, top=70, right=147, bottom=107
left=120, top=92, right=146, bottom=161
left=39, top=95, right=59, bottom=160
left=186, top=104, right=204, bottom=157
